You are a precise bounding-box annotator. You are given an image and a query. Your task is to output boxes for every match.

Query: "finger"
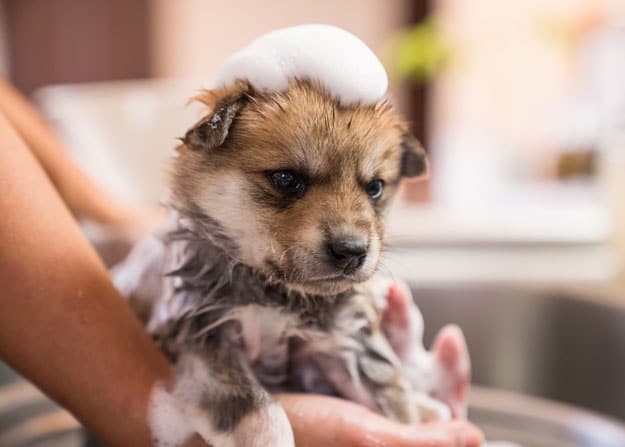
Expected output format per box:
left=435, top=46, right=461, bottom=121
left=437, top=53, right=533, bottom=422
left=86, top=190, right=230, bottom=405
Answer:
left=382, top=281, right=422, bottom=359
left=277, top=393, right=483, bottom=447
left=431, top=325, right=471, bottom=419
left=383, top=282, right=412, bottom=328
left=432, top=325, right=469, bottom=372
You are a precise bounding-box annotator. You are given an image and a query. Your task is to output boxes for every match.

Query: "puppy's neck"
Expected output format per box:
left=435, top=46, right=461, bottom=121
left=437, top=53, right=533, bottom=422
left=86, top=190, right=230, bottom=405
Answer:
left=166, top=211, right=350, bottom=314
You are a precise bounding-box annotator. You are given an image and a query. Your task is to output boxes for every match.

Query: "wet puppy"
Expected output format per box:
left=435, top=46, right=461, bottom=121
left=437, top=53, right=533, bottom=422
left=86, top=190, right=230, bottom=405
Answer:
left=114, top=79, right=446, bottom=446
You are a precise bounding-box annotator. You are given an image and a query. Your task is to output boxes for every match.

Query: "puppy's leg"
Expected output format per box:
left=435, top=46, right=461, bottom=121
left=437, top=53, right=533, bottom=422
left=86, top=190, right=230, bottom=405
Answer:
left=293, top=308, right=419, bottom=424
left=358, top=331, right=425, bottom=424
left=156, top=350, right=294, bottom=447
left=355, top=335, right=427, bottom=424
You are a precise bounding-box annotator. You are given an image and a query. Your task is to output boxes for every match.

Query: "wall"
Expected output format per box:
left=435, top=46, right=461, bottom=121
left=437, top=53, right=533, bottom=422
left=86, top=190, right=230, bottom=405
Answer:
left=150, top=0, right=409, bottom=81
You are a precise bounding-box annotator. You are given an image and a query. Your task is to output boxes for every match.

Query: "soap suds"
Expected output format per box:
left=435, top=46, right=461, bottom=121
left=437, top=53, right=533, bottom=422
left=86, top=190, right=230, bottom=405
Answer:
left=147, top=311, right=300, bottom=447
left=214, top=24, right=388, bottom=105
left=148, top=384, right=194, bottom=447
left=148, top=353, right=227, bottom=447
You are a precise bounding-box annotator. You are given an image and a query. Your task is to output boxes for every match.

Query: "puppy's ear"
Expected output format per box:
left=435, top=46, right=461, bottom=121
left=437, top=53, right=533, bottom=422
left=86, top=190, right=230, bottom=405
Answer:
left=400, top=133, right=428, bottom=178
left=183, top=93, right=248, bottom=150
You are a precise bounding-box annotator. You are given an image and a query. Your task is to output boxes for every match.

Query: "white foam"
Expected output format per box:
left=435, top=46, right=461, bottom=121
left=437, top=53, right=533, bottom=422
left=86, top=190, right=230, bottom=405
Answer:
left=214, top=24, right=388, bottom=105
left=147, top=332, right=296, bottom=446
left=148, top=353, right=224, bottom=447
left=149, top=383, right=195, bottom=447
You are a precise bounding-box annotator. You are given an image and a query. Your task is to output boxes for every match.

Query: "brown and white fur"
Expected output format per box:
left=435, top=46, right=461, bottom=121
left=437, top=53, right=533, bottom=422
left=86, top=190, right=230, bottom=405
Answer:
left=113, top=79, right=455, bottom=446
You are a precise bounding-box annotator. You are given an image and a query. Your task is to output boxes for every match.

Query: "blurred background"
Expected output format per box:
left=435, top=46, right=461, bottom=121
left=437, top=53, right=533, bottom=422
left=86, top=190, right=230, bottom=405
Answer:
left=2, top=1, right=625, bottom=446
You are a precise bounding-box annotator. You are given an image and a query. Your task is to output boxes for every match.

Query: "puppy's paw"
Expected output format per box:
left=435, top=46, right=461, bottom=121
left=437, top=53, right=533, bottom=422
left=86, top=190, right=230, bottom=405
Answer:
left=231, top=403, right=294, bottom=447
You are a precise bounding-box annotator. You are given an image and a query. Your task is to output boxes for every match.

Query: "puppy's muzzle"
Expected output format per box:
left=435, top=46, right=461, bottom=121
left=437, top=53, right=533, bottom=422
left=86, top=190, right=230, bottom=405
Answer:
left=326, top=235, right=368, bottom=274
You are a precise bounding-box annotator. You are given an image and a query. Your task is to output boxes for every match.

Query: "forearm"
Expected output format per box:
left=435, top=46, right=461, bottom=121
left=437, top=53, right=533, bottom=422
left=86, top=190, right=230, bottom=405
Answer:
left=0, top=112, right=171, bottom=446
left=0, top=78, right=143, bottom=225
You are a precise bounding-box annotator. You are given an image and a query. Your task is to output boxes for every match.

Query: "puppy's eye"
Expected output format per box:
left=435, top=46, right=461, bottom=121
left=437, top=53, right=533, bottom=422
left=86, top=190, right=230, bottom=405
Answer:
left=366, top=179, right=384, bottom=200
left=268, top=170, right=306, bottom=197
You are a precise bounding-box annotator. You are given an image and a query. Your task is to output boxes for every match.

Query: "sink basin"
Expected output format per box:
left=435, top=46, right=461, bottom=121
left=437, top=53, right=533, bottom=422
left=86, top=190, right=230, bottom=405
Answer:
left=2, top=376, right=625, bottom=447
left=471, top=386, right=625, bottom=447
left=409, top=283, right=625, bottom=422
left=0, top=365, right=83, bottom=447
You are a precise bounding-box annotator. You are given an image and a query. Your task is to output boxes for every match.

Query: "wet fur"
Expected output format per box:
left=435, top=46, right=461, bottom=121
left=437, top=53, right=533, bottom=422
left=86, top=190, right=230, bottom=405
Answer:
left=114, top=80, right=433, bottom=446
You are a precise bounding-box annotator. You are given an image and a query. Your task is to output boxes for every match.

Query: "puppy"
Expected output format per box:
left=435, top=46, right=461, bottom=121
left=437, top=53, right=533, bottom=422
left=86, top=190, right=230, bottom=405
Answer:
left=114, top=79, right=454, bottom=446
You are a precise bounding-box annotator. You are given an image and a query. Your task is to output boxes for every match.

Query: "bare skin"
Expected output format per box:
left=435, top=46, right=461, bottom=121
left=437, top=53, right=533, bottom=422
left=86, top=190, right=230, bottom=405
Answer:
left=0, top=112, right=170, bottom=446
left=0, top=81, right=483, bottom=446
left=278, top=394, right=481, bottom=447
left=0, top=78, right=163, bottom=230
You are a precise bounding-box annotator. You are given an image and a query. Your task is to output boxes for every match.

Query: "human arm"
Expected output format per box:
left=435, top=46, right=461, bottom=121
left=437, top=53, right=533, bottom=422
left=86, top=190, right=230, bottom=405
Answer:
left=0, top=111, right=172, bottom=446
left=0, top=77, right=161, bottom=229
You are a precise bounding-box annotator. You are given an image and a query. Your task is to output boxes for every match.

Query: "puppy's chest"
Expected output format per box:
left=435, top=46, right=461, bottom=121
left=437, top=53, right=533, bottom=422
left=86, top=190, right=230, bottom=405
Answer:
left=155, top=237, right=345, bottom=344
left=152, top=234, right=385, bottom=393
left=160, top=279, right=356, bottom=392
left=162, top=277, right=350, bottom=356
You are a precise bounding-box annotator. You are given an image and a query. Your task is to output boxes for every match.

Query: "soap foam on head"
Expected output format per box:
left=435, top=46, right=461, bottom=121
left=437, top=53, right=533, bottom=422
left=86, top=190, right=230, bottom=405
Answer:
left=214, top=24, right=389, bottom=105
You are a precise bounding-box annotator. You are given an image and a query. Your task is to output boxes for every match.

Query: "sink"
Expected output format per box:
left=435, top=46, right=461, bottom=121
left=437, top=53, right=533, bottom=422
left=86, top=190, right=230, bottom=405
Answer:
left=0, top=365, right=83, bottom=447
left=409, top=284, right=625, bottom=422
left=471, top=386, right=625, bottom=447
left=2, top=376, right=625, bottom=447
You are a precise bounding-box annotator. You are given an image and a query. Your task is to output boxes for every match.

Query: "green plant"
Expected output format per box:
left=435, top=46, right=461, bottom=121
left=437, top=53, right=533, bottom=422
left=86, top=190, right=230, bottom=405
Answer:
left=388, top=17, right=450, bottom=85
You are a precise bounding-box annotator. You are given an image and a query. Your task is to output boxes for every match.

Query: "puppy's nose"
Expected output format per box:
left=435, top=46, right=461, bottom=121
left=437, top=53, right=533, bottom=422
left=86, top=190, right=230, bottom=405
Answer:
left=327, top=236, right=368, bottom=273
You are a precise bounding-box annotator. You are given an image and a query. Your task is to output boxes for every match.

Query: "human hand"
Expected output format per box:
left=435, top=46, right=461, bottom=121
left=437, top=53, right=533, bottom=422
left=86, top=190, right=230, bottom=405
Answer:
left=274, top=280, right=482, bottom=447
left=278, top=393, right=483, bottom=447
left=179, top=392, right=483, bottom=447
left=382, top=281, right=471, bottom=419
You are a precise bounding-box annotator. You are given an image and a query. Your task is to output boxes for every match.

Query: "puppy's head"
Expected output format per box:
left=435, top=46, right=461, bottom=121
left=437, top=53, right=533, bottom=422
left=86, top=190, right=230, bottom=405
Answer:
left=172, top=80, right=426, bottom=295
